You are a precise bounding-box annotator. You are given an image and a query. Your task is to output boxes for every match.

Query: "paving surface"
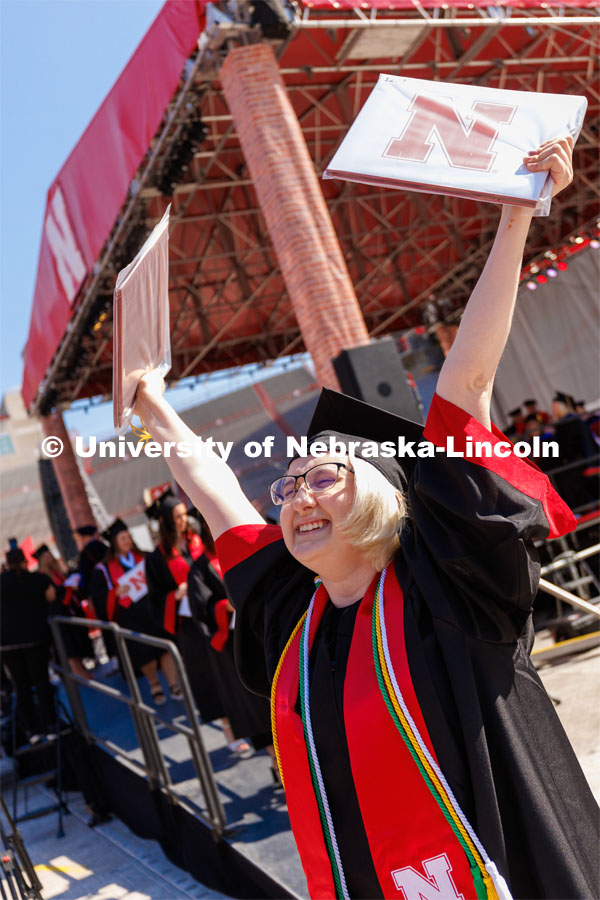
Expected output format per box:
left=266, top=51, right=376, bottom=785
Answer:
left=72, top=667, right=308, bottom=898
left=3, top=639, right=598, bottom=900
left=9, top=787, right=230, bottom=900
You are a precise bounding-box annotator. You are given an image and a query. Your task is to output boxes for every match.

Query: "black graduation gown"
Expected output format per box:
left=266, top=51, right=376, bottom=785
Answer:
left=89, top=560, right=162, bottom=672
left=145, top=543, right=225, bottom=722
left=47, top=576, right=93, bottom=661
left=219, top=411, right=599, bottom=899
left=187, top=554, right=271, bottom=747
left=0, top=570, right=51, bottom=648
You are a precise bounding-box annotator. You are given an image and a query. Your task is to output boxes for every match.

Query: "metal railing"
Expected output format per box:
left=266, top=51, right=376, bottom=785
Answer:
left=0, top=795, right=43, bottom=900
left=49, top=617, right=227, bottom=837
left=539, top=542, right=600, bottom=619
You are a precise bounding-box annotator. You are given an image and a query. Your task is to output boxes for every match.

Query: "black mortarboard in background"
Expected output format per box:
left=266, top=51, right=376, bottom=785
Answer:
left=102, top=519, right=128, bottom=543
left=6, top=547, right=25, bottom=567
left=75, top=524, right=98, bottom=537
left=33, top=544, right=50, bottom=560
left=144, top=487, right=183, bottom=522
left=305, top=388, right=424, bottom=489
left=160, top=494, right=182, bottom=514
left=507, top=407, right=522, bottom=418
left=553, top=391, right=576, bottom=409
left=523, top=399, right=537, bottom=407
left=81, top=539, right=108, bottom=568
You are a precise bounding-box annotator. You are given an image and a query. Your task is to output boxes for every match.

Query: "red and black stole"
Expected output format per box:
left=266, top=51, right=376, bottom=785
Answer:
left=105, top=550, right=146, bottom=622
left=159, top=532, right=203, bottom=634
left=273, top=567, right=483, bottom=900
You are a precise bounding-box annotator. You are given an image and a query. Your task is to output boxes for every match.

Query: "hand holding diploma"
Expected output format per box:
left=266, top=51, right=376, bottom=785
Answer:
left=523, top=136, right=574, bottom=195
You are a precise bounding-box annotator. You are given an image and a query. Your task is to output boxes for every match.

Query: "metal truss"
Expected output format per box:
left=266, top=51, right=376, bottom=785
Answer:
left=44, top=4, right=599, bottom=411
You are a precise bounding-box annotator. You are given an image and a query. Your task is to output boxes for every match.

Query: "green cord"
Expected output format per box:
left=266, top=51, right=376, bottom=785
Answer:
left=371, top=596, right=488, bottom=900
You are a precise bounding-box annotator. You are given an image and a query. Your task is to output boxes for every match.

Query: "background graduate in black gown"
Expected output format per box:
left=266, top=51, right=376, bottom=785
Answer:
left=90, top=519, right=178, bottom=705
left=186, top=515, right=274, bottom=761
left=145, top=494, right=222, bottom=712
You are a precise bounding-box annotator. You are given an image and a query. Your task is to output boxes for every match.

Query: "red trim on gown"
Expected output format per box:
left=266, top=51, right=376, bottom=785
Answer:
left=160, top=533, right=204, bottom=634
left=425, top=393, right=576, bottom=538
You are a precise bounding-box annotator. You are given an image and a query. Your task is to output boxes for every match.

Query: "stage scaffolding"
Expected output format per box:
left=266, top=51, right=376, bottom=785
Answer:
left=24, top=2, right=599, bottom=415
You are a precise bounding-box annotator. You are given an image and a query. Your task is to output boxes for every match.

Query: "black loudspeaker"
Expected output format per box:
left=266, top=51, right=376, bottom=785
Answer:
left=38, top=458, right=78, bottom=565
left=333, top=338, right=424, bottom=423
left=250, top=0, right=291, bottom=38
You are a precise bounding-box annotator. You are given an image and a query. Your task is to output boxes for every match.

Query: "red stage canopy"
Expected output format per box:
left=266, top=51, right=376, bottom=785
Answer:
left=305, top=0, right=594, bottom=5
left=23, top=1, right=206, bottom=407
left=22, top=0, right=599, bottom=412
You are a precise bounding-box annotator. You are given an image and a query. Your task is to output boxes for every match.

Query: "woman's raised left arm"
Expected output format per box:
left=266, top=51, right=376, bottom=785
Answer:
left=435, top=136, right=574, bottom=429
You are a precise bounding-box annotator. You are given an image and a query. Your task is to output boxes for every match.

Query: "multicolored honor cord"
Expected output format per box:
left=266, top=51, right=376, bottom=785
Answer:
left=270, top=580, right=351, bottom=899
left=299, top=587, right=350, bottom=900
left=373, top=567, right=513, bottom=900
left=271, top=570, right=513, bottom=900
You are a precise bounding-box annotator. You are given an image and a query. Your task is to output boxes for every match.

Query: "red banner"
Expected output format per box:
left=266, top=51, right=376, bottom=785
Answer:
left=301, top=1, right=597, bottom=8
left=22, top=1, right=205, bottom=409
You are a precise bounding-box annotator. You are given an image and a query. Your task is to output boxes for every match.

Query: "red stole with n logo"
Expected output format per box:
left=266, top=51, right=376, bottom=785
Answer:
left=274, top=569, right=477, bottom=900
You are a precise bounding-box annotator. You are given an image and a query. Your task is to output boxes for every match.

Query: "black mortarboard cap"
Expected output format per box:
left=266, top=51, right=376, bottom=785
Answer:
left=160, top=494, right=182, bottom=513
left=507, top=407, right=522, bottom=418
left=144, top=487, right=182, bottom=521
left=6, top=547, right=25, bottom=567
left=102, top=519, right=128, bottom=542
left=553, top=391, right=576, bottom=408
left=75, top=524, right=98, bottom=537
left=81, top=539, right=108, bottom=568
left=33, top=544, right=50, bottom=560
left=306, top=388, right=424, bottom=489
left=523, top=399, right=537, bottom=407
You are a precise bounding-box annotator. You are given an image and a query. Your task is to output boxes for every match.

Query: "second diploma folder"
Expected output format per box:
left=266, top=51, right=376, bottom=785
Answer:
left=113, top=205, right=171, bottom=432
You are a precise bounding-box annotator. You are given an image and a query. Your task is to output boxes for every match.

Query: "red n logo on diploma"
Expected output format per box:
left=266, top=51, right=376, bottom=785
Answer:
left=129, top=573, right=146, bottom=594
left=384, top=95, right=516, bottom=171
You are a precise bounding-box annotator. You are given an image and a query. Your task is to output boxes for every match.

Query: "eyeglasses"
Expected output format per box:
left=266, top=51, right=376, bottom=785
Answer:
left=269, top=462, right=354, bottom=506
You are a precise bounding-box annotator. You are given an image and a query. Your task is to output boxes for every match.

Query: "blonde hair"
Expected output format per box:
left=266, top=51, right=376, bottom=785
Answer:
left=338, top=453, right=406, bottom=572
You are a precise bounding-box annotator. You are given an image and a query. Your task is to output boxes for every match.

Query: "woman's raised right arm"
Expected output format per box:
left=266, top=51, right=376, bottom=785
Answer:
left=135, top=371, right=265, bottom=539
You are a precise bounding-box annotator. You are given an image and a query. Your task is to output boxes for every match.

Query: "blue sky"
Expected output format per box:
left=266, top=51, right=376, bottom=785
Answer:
left=0, top=0, right=164, bottom=431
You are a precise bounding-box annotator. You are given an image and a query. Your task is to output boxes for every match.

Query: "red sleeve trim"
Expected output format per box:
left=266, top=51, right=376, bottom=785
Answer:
left=210, top=599, right=231, bottom=652
left=215, top=524, right=283, bottom=575
left=107, top=588, right=117, bottom=622
left=424, top=393, right=576, bottom=540
left=164, top=590, right=178, bottom=635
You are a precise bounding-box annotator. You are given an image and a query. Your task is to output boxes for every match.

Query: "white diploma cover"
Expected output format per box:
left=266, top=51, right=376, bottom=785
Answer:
left=113, top=205, right=171, bottom=432
left=117, top=560, right=147, bottom=604
left=323, top=76, right=587, bottom=214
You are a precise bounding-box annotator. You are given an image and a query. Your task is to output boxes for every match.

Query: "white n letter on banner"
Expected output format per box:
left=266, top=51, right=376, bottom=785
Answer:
left=44, top=186, right=86, bottom=303
left=391, top=854, right=465, bottom=900
left=384, top=95, right=516, bottom=171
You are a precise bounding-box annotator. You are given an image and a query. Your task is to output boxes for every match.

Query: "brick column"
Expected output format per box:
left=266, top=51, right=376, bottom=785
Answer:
left=220, top=44, right=370, bottom=389
left=436, top=323, right=459, bottom=357
left=40, top=411, right=96, bottom=532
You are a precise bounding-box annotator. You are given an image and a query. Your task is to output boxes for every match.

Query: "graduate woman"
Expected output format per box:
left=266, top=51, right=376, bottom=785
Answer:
left=89, top=519, right=179, bottom=704
left=134, top=138, right=598, bottom=899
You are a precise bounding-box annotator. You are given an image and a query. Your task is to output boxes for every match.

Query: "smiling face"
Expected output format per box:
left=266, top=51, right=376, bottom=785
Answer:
left=114, top=530, right=133, bottom=555
left=279, top=454, right=359, bottom=575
